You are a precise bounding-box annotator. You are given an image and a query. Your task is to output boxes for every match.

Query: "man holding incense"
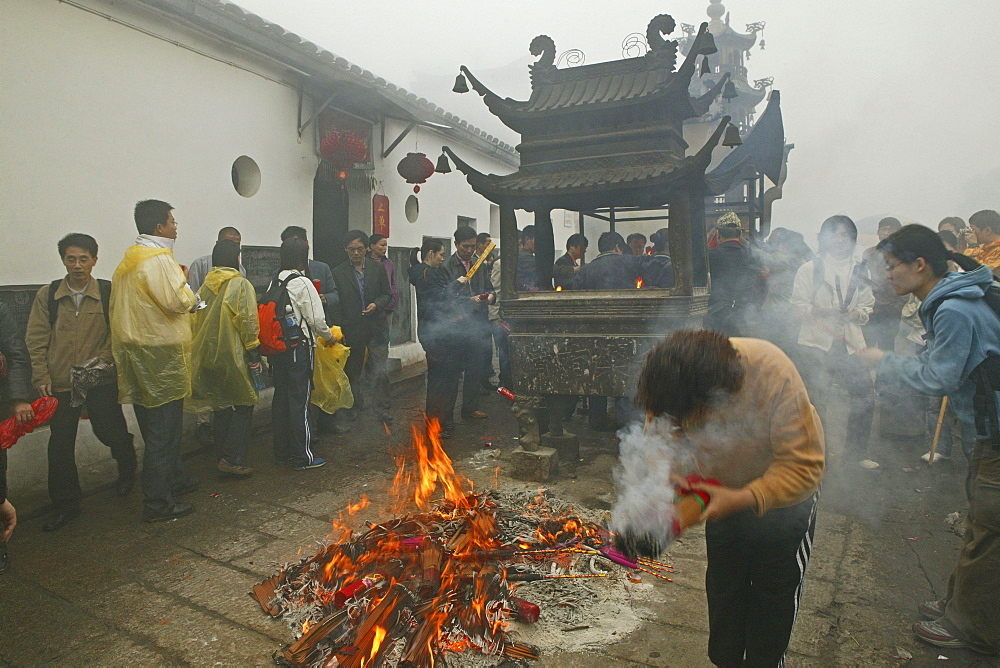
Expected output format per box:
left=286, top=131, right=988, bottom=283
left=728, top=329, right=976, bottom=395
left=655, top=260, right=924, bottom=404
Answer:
left=634, top=329, right=825, bottom=667
left=442, top=225, right=495, bottom=422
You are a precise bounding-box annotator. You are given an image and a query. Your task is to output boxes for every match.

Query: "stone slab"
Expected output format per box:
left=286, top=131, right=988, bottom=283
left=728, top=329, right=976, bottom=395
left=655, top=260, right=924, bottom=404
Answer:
left=542, top=431, right=581, bottom=465
left=509, top=445, right=559, bottom=482
left=86, top=582, right=280, bottom=664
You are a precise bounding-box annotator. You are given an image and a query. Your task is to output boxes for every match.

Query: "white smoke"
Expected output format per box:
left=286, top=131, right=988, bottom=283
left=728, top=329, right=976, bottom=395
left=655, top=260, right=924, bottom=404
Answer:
left=609, top=418, right=690, bottom=555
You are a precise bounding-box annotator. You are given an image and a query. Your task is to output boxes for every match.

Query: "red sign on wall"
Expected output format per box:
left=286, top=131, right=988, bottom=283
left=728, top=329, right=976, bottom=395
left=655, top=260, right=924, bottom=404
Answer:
left=373, top=194, right=390, bottom=237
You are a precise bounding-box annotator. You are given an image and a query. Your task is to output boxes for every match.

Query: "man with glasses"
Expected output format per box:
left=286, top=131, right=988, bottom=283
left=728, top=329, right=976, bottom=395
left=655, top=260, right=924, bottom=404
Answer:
left=442, top=226, right=496, bottom=424
left=330, top=231, right=391, bottom=429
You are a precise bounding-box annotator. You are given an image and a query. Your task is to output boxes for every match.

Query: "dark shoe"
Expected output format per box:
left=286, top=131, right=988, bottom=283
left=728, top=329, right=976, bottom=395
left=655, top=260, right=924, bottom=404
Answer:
left=440, top=426, right=454, bottom=440
left=913, top=620, right=968, bottom=649
left=0, top=544, right=8, bottom=575
left=171, top=479, right=200, bottom=497
left=918, top=599, right=947, bottom=620
left=143, top=503, right=195, bottom=523
left=218, top=459, right=254, bottom=477
left=293, top=457, right=326, bottom=471
left=42, top=508, right=81, bottom=532
left=116, top=470, right=136, bottom=497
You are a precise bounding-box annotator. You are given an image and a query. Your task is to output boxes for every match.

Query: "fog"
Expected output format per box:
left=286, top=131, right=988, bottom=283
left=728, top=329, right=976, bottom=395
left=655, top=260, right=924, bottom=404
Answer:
left=234, top=0, right=1000, bottom=238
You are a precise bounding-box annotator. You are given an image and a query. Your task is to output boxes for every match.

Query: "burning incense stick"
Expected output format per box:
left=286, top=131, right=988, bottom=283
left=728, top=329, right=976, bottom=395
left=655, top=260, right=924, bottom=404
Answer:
left=465, top=241, right=496, bottom=279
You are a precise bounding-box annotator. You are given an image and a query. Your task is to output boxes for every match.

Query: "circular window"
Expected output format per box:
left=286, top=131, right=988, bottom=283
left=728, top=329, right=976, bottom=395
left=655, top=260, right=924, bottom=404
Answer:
left=231, top=156, right=261, bottom=197
left=405, top=194, right=420, bottom=223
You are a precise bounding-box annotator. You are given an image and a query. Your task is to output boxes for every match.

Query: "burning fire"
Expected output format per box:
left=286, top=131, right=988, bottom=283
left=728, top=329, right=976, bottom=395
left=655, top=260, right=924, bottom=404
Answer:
left=252, top=417, right=674, bottom=666
left=635, top=277, right=645, bottom=289
left=555, top=286, right=563, bottom=291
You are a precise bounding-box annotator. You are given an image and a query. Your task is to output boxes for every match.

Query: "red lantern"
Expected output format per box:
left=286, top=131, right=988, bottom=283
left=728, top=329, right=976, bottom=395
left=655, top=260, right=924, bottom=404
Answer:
left=320, top=132, right=368, bottom=168
left=396, top=152, right=435, bottom=193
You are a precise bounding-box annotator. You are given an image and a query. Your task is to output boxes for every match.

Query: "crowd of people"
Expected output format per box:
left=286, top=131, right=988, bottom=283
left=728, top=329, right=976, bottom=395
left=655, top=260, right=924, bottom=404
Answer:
left=1, top=204, right=998, bottom=658
left=0, top=201, right=405, bottom=547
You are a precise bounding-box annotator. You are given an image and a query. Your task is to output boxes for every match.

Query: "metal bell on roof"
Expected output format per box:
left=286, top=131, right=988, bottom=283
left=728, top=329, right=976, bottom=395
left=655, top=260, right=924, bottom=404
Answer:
left=721, top=80, right=738, bottom=100
left=435, top=152, right=452, bottom=174
left=453, top=73, right=470, bottom=94
left=700, top=57, right=711, bottom=77
left=722, top=123, right=742, bottom=148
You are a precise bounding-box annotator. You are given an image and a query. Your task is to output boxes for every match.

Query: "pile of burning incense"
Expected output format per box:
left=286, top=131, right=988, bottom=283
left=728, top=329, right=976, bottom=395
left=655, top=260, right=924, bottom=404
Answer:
left=250, top=420, right=674, bottom=666
left=251, top=489, right=674, bottom=667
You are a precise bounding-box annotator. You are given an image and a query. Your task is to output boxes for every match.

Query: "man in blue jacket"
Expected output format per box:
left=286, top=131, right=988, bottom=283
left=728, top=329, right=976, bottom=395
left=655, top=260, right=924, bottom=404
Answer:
left=857, top=225, right=1000, bottom=655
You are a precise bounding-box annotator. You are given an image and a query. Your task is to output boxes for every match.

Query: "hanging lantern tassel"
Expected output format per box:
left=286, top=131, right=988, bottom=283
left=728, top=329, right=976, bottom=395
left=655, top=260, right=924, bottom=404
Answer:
left=700, top=57, right=710, bottom=77
left=453, top=72, right=470, bottom=94
left=760, top=29, right=765, bottom=50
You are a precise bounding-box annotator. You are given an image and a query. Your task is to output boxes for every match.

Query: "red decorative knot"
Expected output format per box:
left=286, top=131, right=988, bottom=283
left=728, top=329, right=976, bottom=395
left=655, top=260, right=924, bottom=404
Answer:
left=396, top=152, right=435, bottom=193
left=320, top=132, right=368, bottom=167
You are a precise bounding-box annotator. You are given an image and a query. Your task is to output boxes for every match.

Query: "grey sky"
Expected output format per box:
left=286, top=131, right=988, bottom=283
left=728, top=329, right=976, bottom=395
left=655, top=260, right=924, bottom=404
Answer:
left=235, top=0, right=1000, bottom=238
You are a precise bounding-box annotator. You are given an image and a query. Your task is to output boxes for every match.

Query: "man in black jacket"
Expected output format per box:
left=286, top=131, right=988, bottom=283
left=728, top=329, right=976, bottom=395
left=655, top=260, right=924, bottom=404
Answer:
left=705, top=219, right=765, bottom=336
left=331, top=231, right=392, bottom=424
left=442, top=226, right=496, bottom=423
left=572, top=232, right=639, bottom=290
left=553, top=233, right=588, bottom=290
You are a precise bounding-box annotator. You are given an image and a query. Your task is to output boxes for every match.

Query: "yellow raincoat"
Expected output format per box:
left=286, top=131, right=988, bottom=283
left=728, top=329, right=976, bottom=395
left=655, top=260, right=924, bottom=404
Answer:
left=110, top=246, right=195, bottom=407
left=188, top=268, right=260, bottom=412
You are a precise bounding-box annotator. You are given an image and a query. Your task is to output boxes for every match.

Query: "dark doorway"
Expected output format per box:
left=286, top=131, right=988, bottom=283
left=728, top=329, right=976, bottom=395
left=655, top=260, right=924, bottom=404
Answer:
left=313, top=172, right=350, bottom=270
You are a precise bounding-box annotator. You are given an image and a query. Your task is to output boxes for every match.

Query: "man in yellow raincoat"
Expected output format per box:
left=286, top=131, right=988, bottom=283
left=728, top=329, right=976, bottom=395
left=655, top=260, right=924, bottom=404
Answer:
left=110, top=200, right=199, bottom=522
left=188, top=239, right=260, bottom=477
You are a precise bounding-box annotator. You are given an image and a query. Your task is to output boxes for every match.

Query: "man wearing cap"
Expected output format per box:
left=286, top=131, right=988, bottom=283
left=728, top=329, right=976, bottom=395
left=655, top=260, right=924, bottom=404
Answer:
left=705, top=215, right=765, bottom=336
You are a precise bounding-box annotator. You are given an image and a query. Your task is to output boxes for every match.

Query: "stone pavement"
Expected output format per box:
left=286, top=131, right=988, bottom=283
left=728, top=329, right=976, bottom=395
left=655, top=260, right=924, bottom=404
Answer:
left=0, top=385, right=995, bottom=666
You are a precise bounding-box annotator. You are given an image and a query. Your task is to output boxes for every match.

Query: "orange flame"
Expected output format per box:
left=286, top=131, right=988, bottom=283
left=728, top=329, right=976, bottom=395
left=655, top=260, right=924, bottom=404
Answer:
left=635, top=277, right=645, bottom=289
left=555, top=286, right=563, bottom=291
left=394, top=418, right=474, bottom=511
left=369, top=625, right=387, bottom=662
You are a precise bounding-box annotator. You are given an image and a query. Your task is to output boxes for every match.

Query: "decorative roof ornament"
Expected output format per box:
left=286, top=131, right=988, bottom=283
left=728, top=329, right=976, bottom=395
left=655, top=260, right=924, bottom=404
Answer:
left=622, top=32, right=649, bottom=59
left=529, top=35, right=556, bottom=82
left=645, top=14, right=679, bottom=68
left=556, top=49, right=586, bottom=68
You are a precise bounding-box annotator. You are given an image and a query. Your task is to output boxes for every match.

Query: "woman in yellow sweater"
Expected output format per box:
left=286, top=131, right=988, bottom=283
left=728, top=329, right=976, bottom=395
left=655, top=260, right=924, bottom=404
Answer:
left=634, top=330, right=825, bottom=666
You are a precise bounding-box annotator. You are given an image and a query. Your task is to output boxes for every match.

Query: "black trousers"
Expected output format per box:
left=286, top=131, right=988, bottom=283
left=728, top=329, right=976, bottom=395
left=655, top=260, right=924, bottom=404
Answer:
left=705, top=494, right=819, bottom=667
left=425, top=344, right=461, bottom=427
left=443, top=326, right=491, bottom=419
left=491, top=321, right=512, bottom=388
left=214, top=405, right=254, bottom=466
left=133, top=399, right=192, bottom=514
left=270, top=346, right=316, bottom=466
left=47, top=384, right=135, bottom=511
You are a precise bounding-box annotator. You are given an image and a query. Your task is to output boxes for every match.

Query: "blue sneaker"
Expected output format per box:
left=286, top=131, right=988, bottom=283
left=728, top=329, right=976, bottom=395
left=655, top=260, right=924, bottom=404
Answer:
left=293, top=457, right=326, bottom=471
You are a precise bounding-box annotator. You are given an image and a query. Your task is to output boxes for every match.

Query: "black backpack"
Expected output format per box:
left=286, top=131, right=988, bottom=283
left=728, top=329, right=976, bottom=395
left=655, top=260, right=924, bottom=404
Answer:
left=48, top=278, right=111, bottom=327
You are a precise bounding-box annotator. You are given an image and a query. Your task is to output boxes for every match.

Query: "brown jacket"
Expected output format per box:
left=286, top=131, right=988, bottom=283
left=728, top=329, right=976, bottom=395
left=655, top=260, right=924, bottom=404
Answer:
left=686, top=337, right=825, bottom=515
left=26, top=278, right=114, bottom=393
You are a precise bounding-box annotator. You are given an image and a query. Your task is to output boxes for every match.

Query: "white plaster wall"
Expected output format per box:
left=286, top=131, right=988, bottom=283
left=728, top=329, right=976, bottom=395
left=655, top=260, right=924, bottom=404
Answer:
left=0, top=0, right=318, bottom=284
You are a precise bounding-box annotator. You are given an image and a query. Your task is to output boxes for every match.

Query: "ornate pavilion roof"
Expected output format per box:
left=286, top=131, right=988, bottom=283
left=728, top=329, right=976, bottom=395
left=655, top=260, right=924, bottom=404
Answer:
left=460, top=17, right=721, bottom=136
left=443, top=117, right=730, bottom=211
